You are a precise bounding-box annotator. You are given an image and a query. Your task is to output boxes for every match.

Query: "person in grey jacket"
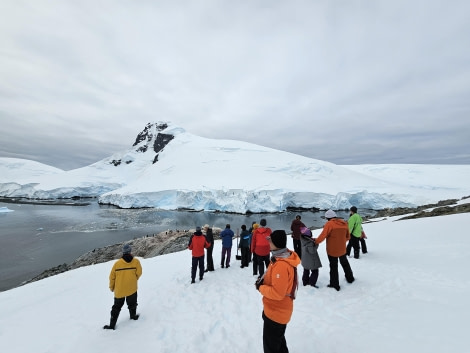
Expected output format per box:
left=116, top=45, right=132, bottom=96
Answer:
left=299, top=226, right=322, bottom=288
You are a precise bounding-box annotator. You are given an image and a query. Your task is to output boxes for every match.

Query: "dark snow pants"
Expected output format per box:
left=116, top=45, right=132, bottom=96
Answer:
left=240, top=246, right=250, bottom=267
left=221, top=247, right=232, bottom=267
left=255, top=254, right=270, bottom=277
left=360, top=237, right=368, bottom=253
left=302, top=268, right=319, bottom=286
left=293, top=238, right=302, bottom=259
left=346, top=235, right=360, bottom=258
left=328, top=254, right=354, bottom=288
left=262, top=311, right=289, bottom=353
left=111, top=291, right=138, bottom=321
left=206, top=244, right=214, bottom=271
left=191, top=255, right=205, bottom=280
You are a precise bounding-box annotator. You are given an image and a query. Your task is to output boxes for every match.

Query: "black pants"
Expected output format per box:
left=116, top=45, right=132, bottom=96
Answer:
left=347, top=236, right=360, bottom=258
left=360, top=237, right=368, bottom=253
left=240, top=247, right=250, bottom=267
left=263, top=311, right=289, bottom=353
left=293, top=239, right=302, bottom=259
left=302, top=268, right=319, bottom=286
left=206, top=245, right=214, bottom=271
left=255, top=254, right=270, bottom=277
left=192, top=256, right=205, bottom=280
left=328, top=254, right=354, bottom=288
left=111, top=291, right=138, bottom=320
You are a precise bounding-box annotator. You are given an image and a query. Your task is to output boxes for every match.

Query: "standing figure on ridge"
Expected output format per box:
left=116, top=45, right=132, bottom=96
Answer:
left=219, top=224, right=235, bottom=268
left=188, top=226, right=211, bottom=283
left=314, top=210, right=355, bottom=291
left=347, top=206, right=363, bottom=258
left=251, top=219, right=271, bottom=278
left=255, top=230, right=300, bottom=353
left=299, top=226, right=322, bottom=288
left=290, top=215, right=305, bottom=259
left=103, top=244, right=142, bottom=330
left=203, top=224, right=215, bottom=272
left=239, top=224, right=251, bottom=268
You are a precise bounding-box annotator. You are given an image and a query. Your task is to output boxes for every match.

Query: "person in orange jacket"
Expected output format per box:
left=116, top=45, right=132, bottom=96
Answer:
left=188, top=226, right=211, bottom=284
left=256, top=229, right=300, bottom=353
left=103, top=243, right=142, bottom=330
left=314, top=210, right=354, bottom=291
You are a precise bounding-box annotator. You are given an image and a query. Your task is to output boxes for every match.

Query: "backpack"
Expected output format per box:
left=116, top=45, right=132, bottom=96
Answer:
left=289, top=266, right=299, bottom=300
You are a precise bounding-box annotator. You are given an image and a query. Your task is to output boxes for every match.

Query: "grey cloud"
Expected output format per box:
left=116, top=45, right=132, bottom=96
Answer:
left=1, top=0, right=469, bottom=168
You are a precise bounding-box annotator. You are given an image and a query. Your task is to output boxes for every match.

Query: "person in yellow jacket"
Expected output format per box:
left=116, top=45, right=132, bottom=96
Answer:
left=103, top=243, right=142, bottom=330
left=256, top=230, right=300, bottom=353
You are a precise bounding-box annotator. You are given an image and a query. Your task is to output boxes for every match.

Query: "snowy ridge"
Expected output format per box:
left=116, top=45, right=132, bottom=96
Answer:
left=0, top=211, right=468, bottom=353
left=1, top=122, right=469, bottom=211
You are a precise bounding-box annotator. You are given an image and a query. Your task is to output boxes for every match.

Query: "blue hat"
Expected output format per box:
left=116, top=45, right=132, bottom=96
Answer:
left=123, top=244, right=132, bottom=254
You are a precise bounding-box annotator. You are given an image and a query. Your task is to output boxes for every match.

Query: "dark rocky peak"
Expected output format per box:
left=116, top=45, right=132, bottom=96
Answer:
left=133, top=122, right=172, bottom=154
left=154, top=133, right=174, bottom=154
left=133, top=123, right=154, bottom=147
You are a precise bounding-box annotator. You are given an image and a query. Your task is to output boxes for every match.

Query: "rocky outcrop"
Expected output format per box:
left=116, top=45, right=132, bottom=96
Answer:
left=23, top=227, right=222, bottom=285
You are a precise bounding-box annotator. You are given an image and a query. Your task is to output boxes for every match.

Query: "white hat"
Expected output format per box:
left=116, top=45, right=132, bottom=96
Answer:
left=325, top=209, right=337, bottom=219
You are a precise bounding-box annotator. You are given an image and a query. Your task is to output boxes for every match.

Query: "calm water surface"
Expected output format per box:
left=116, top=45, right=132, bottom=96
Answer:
left=0, top=201, right=367, bottom=292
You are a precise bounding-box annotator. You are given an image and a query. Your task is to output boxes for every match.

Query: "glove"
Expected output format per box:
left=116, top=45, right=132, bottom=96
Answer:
left=255, top=276, right=264, bottom=291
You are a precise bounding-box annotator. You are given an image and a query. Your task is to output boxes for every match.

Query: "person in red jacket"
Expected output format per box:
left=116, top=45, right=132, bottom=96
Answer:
left=314, top=210, right=355, bottom=291
left=290, top=215, right=305, bottom=259
left=251, top=219, right=272, bottom=278
left=188, top=226, right=211, bottom=284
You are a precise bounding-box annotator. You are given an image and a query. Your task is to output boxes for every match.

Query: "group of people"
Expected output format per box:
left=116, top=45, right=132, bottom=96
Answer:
left=103, top=206, right=367, bottom=353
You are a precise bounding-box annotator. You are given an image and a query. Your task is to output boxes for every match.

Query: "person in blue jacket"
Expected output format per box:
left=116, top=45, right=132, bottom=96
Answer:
left=220, top=224, right=235, bottom=268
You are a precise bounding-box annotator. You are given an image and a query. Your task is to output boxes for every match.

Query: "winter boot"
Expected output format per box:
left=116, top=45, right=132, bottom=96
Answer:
left=129, top=307, right=140, bottom=320
left=103, top=315, right=118, bottom=330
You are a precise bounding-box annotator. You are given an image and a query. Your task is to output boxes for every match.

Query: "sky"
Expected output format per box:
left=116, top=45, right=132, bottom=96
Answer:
left=0, top=205, right=468, bottom=353
left=0, top=0, right=469, bottom=170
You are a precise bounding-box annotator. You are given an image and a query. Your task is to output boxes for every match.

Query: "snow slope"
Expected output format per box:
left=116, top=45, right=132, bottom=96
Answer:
left=0, top=210, right=468, bottom=353
left=1, top=122, right=469, bottom=212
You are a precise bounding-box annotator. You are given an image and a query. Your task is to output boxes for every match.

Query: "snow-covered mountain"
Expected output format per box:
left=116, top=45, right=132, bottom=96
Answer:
left=1, top=122, right=469, bottom=212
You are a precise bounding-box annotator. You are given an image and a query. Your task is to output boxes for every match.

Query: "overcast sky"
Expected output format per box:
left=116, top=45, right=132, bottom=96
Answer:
left=1, top=0, right=469, bottom=170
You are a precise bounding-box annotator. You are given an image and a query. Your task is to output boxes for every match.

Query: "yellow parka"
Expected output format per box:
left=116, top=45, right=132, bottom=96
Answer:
left=109, top=256, right=142, bottom=298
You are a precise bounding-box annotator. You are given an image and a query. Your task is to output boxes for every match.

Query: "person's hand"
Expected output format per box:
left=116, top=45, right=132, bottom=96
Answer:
left=255, top=277, right=264, bottom=290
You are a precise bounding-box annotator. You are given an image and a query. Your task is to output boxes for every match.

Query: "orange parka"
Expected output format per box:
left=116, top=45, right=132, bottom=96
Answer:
left=109, top=256, right=142, bottom=298
left=259, top=250, right=300, bottom=324
left=315, top=218, right=350, bottom=257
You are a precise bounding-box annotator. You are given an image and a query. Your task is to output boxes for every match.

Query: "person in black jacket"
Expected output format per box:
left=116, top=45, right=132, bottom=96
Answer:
left=238, top=224, right=251, bottom=268
left=203, top=224, right=215, bottom=272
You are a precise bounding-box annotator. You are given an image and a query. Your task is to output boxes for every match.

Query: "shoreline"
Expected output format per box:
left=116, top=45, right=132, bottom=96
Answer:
left=13, top=197, right=470, bottom=291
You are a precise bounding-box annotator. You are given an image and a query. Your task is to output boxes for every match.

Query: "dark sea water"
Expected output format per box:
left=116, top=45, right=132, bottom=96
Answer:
left=0, top=201, right=368, bottom=292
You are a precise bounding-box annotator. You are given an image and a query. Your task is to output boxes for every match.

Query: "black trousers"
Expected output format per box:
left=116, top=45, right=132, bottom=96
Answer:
left=111, top=291, right=138, bottom=320
left=346, top=236, right=360, bottom=258
left=293, top=239, right=302, bottom=259
left=360, top=237, right=368, bottom=253
left=328, top=254, right=354, bottom=288
left=255, top=254, right=270, bottom=277
left=191, top=256, right=205, bottom=280
left=240, top=247, right=250, bottom=267
left=263, top=311, right=289, bottom=353
left=206, top=245, right=214, bottom=271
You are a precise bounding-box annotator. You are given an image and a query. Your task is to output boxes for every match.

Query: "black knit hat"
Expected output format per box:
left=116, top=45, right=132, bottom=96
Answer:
left=260, top=219, right=267, bottom=226
left=350, top=206, right=358, bottom=213
left=270, top=230, right=287, bottom=249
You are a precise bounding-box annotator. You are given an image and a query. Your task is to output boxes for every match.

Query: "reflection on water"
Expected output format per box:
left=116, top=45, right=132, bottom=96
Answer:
left=0, top=201, right=373, bottom=292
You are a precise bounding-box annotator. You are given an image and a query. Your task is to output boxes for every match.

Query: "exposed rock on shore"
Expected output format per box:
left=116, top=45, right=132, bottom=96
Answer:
left=23, top=227, right=223, bottom=286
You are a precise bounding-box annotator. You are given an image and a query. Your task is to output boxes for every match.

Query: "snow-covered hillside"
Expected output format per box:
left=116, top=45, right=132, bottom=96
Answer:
left=1, top=210, right=468, bottom=353
left=1, top=122, right=469, bottom=212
